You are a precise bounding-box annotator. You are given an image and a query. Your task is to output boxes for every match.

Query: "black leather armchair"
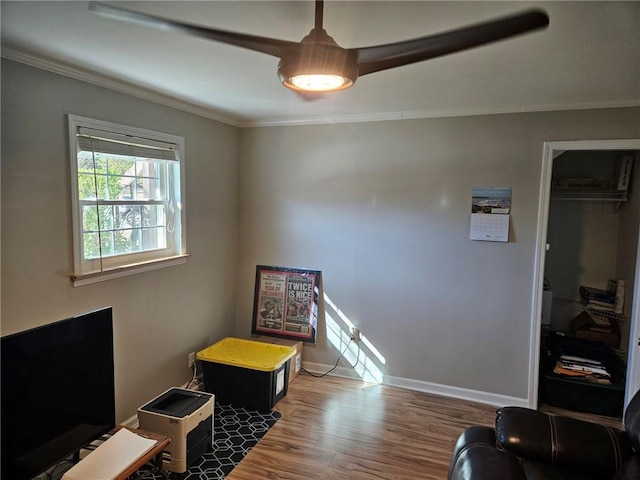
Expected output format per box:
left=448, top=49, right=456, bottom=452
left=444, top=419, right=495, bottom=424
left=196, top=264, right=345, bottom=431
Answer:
left=448, top=388, right=640, bottom=480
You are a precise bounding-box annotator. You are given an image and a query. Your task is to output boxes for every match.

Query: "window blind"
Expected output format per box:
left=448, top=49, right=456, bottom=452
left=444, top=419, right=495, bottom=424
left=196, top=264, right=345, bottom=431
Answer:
left=77, top=127, right=177, bottom=161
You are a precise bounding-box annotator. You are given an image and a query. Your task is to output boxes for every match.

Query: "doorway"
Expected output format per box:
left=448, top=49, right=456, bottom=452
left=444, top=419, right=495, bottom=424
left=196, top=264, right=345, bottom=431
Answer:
left=529, top=139, right=640, bottom=416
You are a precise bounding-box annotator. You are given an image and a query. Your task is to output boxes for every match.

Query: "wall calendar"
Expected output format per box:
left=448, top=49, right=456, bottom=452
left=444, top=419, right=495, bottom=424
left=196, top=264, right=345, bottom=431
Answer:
left=469, top=187, right=511, bottom=242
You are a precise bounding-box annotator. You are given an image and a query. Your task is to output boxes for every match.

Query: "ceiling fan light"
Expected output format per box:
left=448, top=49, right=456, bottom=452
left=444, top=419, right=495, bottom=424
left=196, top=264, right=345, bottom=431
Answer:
left=278, top=42, right=358, bottom=93
left=289, top=73, right=352, bottom=92
left=278, top=60, right=358, bottom=93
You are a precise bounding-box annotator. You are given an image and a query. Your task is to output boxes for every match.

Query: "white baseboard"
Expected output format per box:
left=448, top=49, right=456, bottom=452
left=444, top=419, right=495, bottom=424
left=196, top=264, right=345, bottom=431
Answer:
left=302, top=361, right=365, bottom=381
left=120, top=414, right=139, bottom=428
left=301, top=361, right=528, bottom=409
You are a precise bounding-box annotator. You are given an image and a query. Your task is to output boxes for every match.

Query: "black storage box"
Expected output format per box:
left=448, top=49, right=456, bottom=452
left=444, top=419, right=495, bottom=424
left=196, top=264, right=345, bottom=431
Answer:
left=201, top=360, right=290, bottom=412
left=541, top=373, right=625, bottom=417
left=197, top=338, right=295, bottom=412
left=541, top=332, right=626, bottom=417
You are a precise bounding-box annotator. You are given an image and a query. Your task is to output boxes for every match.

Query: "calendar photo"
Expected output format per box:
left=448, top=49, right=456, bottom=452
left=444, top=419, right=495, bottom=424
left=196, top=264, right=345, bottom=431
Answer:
left=471, top=186, right=511, bottom=214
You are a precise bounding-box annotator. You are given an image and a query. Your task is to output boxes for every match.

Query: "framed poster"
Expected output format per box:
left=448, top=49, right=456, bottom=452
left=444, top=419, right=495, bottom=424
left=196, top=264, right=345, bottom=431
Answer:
left=251, top=265, right=321, bottom=343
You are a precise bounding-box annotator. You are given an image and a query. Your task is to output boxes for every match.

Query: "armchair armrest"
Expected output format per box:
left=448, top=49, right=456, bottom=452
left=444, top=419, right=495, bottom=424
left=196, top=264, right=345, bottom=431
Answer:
left=496, top=407, right=632, bottom=478
left=448, top=426, right=526, bottom=480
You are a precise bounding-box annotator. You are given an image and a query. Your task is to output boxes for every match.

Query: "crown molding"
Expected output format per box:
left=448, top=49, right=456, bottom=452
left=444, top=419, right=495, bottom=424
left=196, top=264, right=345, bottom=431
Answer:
left=4, top=46, right=639, bottom=129
left=241, top=98, right=640, bottom=128
left=1, top=46, right=242, bottom=127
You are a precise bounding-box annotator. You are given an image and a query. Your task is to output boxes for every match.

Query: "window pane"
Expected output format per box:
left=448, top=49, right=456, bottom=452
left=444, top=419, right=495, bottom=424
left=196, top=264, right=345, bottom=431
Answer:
left=109, top=158, right=134, bottom=200
left=113, top=204, right=129, bottom=229
left=115, top=176, right=137, bottom=200
left=106, top=176, right=125, bottom=200
left=108, top=158, right=135, bottom=176
left=114, top=229, right=139, bottom=255
left=92, top=155, right=107, bottom=173
left=126, top=205, right=141, bottom=228
left=82, top=205, right=99, bottom=233
left=138, top=175, right=162, bottom=200
left=105, top=177, right=123, bottom=200
left=100, top=230, right=115, bottom=257
left=114, top=205, right=155, bottom=229
left=142, top=227, right=166, bottom=250
left=78, top=152, right=96, bottom=173
left=98, top=205, right=114, bottom=231
left=83, top=230, right=114, bottom=259
left=150, top=205, right=165, bottom=227
left=78, top=152, right=106, bottom=173
left=94, top=172, right=111, bottom=200
left=78, top=173, right=98, bottom=200
left=83, top=232, right=100, bottom=259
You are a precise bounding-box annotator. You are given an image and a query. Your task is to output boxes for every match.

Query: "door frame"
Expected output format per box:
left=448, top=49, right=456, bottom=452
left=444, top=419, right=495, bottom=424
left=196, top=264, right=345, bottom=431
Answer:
left=529, top=139, right=640, bottom=410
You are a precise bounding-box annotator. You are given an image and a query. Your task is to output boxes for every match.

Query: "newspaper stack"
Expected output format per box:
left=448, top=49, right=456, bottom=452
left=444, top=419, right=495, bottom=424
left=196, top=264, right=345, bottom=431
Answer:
left=553, top=355, right=611, bottom=385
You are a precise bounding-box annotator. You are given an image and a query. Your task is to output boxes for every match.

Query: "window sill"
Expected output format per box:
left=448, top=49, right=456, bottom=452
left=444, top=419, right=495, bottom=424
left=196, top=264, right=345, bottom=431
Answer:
left=71, top=254, right=189, bottom=287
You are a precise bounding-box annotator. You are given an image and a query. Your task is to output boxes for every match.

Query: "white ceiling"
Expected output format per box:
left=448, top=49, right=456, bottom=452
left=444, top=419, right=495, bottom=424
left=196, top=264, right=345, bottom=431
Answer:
left=2, top=1, right=639, bottom=127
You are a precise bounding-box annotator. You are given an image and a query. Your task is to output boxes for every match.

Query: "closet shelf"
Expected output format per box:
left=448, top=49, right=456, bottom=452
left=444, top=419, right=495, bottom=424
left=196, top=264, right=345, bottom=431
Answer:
left=584, top=306, right=627, bottom=323
left=550, top=190, right=629, bottom=202
left=554, top=298, right=628, bottom=322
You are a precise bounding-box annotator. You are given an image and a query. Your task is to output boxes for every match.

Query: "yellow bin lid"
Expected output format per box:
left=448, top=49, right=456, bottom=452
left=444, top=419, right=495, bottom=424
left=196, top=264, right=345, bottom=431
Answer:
left=197, top=337, right=296, bottom=372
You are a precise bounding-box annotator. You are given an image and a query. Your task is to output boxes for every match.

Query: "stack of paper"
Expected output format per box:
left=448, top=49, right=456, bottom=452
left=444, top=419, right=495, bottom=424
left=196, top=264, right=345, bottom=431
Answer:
left=579, top=285, right=616, bottom=312
left=62, top=428, right=157, bottom=480
left=553, top=355, right=611, bottom=384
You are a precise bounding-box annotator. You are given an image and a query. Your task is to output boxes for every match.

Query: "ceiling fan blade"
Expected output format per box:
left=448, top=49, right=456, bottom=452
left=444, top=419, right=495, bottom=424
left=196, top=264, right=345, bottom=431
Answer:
left=89, top=2, right=300, bottom=59
left=353, top=9, right=549, bottom=76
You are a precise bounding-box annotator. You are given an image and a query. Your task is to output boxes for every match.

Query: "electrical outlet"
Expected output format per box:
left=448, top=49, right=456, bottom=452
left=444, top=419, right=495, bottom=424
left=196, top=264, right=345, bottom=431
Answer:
left=188, top=352, right=195, bottom=369
left=351, top=327, right=360, bottom=342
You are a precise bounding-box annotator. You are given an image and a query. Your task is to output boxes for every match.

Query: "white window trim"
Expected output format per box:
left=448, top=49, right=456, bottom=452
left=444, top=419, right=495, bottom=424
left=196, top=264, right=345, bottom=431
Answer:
left=68, top=115, right=187, bottom=286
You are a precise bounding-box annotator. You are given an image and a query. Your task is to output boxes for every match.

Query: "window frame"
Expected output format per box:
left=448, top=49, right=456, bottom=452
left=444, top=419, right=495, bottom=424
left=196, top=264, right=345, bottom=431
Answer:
left=68, top=115, right=187, bottom=286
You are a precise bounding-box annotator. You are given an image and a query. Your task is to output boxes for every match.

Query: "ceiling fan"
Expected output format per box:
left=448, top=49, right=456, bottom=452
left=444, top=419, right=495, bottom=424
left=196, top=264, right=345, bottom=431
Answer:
left=90, top=1, right=549, bottom=94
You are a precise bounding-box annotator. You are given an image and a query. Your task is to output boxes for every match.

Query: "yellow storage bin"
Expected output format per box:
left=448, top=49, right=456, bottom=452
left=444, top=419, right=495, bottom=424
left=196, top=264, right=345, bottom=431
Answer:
left=197, top=337, right=296, bottom=411
left=197, top=337, right=295, bottom=371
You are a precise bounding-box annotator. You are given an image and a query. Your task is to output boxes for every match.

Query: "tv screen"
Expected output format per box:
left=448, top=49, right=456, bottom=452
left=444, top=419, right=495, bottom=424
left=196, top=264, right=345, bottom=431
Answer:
left=1, top=307, right=116, bottom=480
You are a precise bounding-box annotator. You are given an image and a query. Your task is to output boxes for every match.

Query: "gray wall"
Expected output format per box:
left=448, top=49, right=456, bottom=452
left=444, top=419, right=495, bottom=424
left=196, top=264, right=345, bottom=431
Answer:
left=3, top=57, right=639, bottom=414
left=236, top=109, right=640, bottom=401
left=1, top=59, right=240, bottom=422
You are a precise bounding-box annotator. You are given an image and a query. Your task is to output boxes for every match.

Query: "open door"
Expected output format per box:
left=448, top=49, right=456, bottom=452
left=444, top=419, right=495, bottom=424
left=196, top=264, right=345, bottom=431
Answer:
left=529, top=139, right=640, bottom=412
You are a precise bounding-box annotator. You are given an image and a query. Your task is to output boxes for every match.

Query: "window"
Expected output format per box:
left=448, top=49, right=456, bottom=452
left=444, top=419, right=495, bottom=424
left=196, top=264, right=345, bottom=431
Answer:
left=68, top=115, right=187, bottom=285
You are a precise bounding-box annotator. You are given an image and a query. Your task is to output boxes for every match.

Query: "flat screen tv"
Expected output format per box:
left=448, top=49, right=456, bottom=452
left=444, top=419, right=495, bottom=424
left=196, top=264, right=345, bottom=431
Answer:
left=1, top=307, right=116, bottom=479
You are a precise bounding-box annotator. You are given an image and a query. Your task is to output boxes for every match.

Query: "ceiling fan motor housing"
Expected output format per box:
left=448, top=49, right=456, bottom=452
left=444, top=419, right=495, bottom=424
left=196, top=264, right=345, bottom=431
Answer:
left=277, top=28, right=359, bottom=91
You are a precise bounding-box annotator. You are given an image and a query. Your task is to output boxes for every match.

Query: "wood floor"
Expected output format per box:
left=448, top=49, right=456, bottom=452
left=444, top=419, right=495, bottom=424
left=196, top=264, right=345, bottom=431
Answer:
left=227, top=373, right=497, bottom=480
left=228, top=373, right=626, bottom=479
left=539, top=403, right=623, bottom=429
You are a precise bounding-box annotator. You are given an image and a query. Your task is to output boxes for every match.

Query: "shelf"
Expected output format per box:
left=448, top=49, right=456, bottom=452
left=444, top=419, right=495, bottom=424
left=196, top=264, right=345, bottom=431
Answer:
left=553, top=298, right=628, bottom=323
left=584, top=306, right=627, bottom=323
left=550, top=190, right=629, bottom=202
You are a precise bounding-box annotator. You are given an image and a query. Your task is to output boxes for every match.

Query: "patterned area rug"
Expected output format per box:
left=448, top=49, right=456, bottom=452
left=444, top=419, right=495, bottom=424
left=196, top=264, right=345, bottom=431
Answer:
left=148, top=402, right=280, bottom=480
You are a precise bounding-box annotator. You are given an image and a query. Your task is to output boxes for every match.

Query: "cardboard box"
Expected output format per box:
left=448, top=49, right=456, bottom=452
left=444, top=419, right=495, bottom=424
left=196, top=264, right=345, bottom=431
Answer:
left=570, top=311, right=621, bottom=348
left=254, top=336, right=303, bottom=383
